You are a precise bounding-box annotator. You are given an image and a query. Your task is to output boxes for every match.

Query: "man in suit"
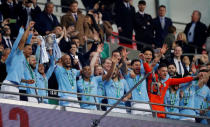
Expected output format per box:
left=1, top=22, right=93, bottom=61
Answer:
left=35, top=2, right=59, bottom=35
left=18, top=0, right=41, bottom=27
left=166, top=46, right=189, bottom=77
left=0, top=0, right=20, bottom=37
left=153, top=5, right=172, bottom=47
left=184, top=10, right=207, bottom=53
left=114, top=0, right=135, bottom=45
left=1, top=25, right=13, bottom=49
left=61, top=0, right=86, bottom=46
left=134, top=0, right=154, bottom=51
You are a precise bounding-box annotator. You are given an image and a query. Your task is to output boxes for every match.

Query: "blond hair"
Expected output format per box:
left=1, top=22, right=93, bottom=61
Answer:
left=177, top=32, right=187, bottom=44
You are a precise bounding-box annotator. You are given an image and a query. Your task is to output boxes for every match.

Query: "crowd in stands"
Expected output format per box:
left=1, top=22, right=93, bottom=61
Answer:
left=0, top=0, right=210, bottom=125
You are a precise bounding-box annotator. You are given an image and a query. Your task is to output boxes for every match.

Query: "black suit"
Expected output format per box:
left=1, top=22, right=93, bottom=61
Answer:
left=153, top=16, right=172, bottom=47
left=1, top=37, right=13, bottom=49
left=115, top=1, right=135, bottom=44
left=184, top=21, right=207, bottom=53
left=163, top=57, right=189, bottom=77
left=35, top=11, right=59, bottom=36
left=134, top=12, right=154, bottom=50
left=0, top=1, right=20, bottom=37
left=18, top=5, right=41, bottom=27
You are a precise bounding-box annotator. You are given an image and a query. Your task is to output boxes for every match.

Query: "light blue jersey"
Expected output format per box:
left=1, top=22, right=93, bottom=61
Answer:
left=25, top=46, right=40, bottom=95
left=5, top=28, right=25, bottom=84
left=55, top=66, right=80, bottom=98
left=105, top=79, right=129, bottom=106
left=125, top=72, right=149, bottom=102
left=179, top=82, right=196, bottom=120
left=35, top=55, right=55, bottom=103
left=194, top=84, right=209, bottom=115
left=164, top=89, right=180, bottom=119
left=77, top=76, right=102, bottom=110
left=97, top=80, right=106, bottom=103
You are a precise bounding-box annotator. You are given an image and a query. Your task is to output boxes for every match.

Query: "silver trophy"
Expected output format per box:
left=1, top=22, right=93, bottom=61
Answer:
left=44, top=34, right=56, bottom=50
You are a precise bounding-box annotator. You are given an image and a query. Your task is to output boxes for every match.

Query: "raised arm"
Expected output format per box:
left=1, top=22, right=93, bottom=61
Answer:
left=18, top=21, right=35, bottom=50
left=102, top=57, right=118, bottom=81
left=168, top=76, right=197, bottom=86
left=46, top=50, right=55, bottom=80
left=90, top=44, right=103, bottom=75
left=150, top=44, right=168, bottom=69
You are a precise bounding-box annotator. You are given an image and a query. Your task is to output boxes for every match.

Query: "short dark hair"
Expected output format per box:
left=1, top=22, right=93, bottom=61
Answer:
left=142, top=47, right=154, bottom=59
left=138, top=0, right=146, bottom=5
left=69, top=0, right=78, bottom=6
left=168, top=25, right=176, bottom=33
left=159, top=5, right=166, bottom=9
left=168, top=63, right=176, bottom=68
left=112, top=49, right=120, bottom=55
left=44, top=2, right=54, bottom=10
left=24, top=44, right=32, bottom=48
left=131, top=59, right=140, bottom=66
left=70, top=42, right=77, bottom=49
left=71, top=36, right=79, bottom=41
left=158, top=63, right=167, bottom=70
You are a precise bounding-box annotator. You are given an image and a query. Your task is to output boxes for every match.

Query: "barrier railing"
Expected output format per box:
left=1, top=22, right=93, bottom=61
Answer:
left=0, top=82, right=209, bottom=120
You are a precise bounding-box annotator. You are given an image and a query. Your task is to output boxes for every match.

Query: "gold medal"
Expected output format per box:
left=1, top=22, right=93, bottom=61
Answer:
left=139, top=91, right=141, bottom=95
left=72, top=86, right=74, bottom=89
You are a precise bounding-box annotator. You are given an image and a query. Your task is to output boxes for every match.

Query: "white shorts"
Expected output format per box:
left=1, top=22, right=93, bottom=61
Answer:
left=0, top=80, right=19, bottom=100
left=131, top=102, right=152, bottom=116
left=59, top=96, right=80, bottom=108
left=180, top=118, right=195, bottom=122
left=111, top=108, right=127, bottom=113
left=28, top=97, right=38, bottom=103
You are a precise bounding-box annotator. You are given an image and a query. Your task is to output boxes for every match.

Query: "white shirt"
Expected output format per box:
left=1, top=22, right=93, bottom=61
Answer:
left=139, top=11, right=145, bottom=15
left=124, top=2, right=130, bottom=8
left=174, top=58, right=184, bottom=76
left=3, top=36, right=12, bottom=48
left=72, top=13, right=78, bottom=21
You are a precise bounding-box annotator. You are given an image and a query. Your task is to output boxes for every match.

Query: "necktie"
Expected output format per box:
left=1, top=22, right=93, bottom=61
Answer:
left=49, top=15, right=53, bottom=22
left=74, top=14, right=78, bottom=21
left=6, top=38, right=12, bottom=48
left=161, top=17, right=165, bottom=29
left=127, top=3, right=130, bottom=9
left=178, top=61, right=182, bottom=75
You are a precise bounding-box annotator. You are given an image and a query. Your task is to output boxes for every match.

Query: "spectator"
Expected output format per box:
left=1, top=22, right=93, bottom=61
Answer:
left=182, top=56, right=191, bottom=73
left=114, top=0, right=135, bottom=45
left=102, top=58, right=112, bottom=74
left=61, top=0, right=86, bottom=46
left=35, top=2, right=59, bottom=35
left=184, top=10, right=207, bottom=53
left=0, top=48, right=10, bottom=84
left=205, top=25, right=210, bottom=60
left=69, top=42, right=83, bottom=70
left=167, top=46, right=190, bottom=77
left=134, top=0, right=154, bottom=51
left=164, top=25, right=176, bottom=52
left=84, top=14, right=103, bottom=43
left=175, top=32, right=189, bottom=53
left=167, top=63, right=181, bottom=78
left=1, top=25, right=13, bottom=49
left=19, top=0, right=41, bottom=27
left=153, top=5, right=172, bottom=47
left=0, top=0, right=20, bottom=37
